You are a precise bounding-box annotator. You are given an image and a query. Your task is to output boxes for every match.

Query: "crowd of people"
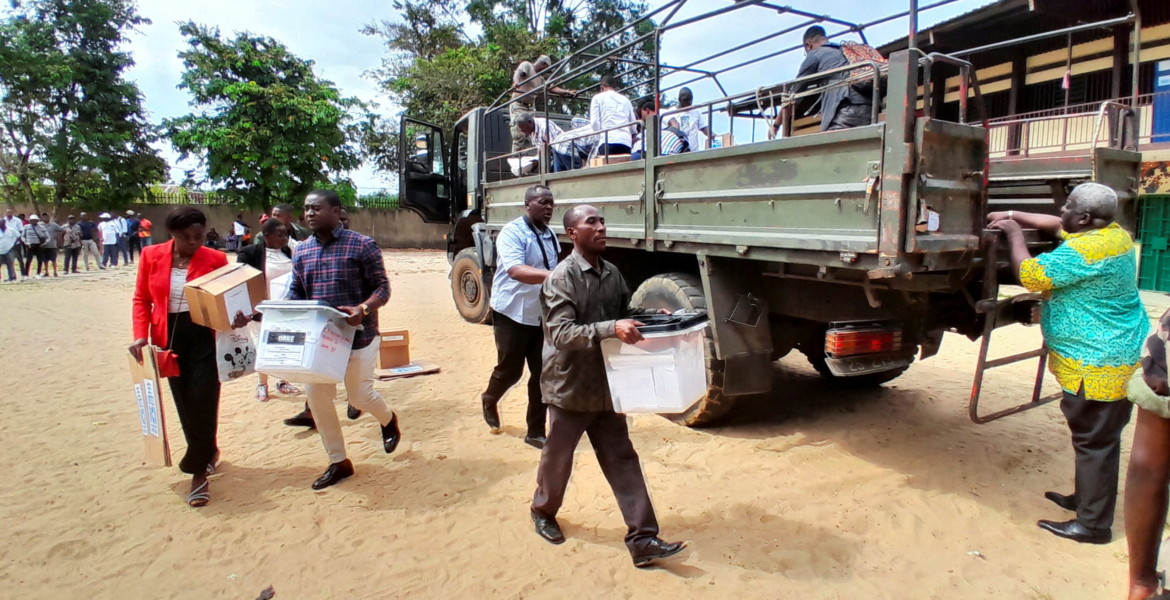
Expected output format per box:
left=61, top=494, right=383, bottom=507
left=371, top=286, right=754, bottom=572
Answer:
left=1, top=209, right=153, bottom=282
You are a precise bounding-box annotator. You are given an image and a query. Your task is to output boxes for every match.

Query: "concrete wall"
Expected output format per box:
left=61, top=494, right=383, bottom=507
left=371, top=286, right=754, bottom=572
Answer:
left=4, top=203, right=448, bottom=249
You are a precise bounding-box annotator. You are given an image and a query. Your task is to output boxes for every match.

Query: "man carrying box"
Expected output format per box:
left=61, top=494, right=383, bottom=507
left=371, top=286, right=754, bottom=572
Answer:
left=530, top=204, right=686, bottom=568
left=288, top=189, right=401, bottom=490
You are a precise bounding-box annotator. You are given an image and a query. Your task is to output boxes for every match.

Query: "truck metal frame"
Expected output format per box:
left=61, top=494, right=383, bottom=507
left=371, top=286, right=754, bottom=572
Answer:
left=398, top=0, right=1143, bottom=426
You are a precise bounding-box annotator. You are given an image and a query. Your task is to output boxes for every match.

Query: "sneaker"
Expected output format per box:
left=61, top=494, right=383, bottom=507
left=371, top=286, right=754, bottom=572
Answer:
left=276, top=381, right=301, bottom=395
left=256, top=384, right=269, bottom=402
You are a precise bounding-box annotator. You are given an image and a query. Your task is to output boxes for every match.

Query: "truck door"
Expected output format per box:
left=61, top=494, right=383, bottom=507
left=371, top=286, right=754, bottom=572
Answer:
left=399, top=117, right=452, bottom=223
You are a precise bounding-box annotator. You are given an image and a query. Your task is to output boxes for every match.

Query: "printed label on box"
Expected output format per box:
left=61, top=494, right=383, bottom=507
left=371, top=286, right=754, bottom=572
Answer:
left=144, top=379, right=160, bottom=437
left=263, top=330, right=308, bottom=366
left=383, top=335, right=406, bottom=342
left=134, top=383, right=148, bottom=436
left=223, top=283, right=253, bottom=321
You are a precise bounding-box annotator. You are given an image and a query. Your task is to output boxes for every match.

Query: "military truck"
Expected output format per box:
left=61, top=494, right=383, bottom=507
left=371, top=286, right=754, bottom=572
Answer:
left=397, top=0, right=1142, bottom=426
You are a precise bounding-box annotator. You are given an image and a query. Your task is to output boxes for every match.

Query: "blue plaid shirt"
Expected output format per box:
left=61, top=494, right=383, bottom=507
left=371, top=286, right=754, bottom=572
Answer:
left=290, top=225, right=390, bottom=350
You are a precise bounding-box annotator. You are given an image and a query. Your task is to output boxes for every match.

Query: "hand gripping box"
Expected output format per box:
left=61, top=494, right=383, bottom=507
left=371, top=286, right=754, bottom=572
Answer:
left=184, top=263, right=266, bottom=331
left=600, top=314, right=709, bottom=414
left=254, top=300, right=357, bottom=384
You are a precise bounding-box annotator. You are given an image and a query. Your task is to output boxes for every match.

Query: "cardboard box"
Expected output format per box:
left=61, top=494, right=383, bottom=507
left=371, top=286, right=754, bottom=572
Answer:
left=379, top=329, right=411, bottom=369
left=710, top=134, right=734, bottom=149
left=128, top=347, right=171, bottom=467
left=588, top=154, right=631, bottom=167
left=255, top=300, right=357, bottom=384
left=184, top=263, right=266, bottom=332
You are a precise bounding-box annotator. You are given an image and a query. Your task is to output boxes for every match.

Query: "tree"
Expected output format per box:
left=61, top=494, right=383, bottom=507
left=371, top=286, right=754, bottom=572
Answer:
left=364, top=0, right=654, bottom=130
left=0, top=0, right=166, bottom=210
left=164, top=22, right=367, bottom=209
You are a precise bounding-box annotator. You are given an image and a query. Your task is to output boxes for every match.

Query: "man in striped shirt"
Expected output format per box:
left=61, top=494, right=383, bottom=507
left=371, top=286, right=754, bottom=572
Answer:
left=287, top=189, right=402, bottom=490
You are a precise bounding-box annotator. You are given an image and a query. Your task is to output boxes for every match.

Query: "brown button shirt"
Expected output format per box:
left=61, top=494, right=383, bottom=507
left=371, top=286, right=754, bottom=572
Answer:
left=540, top=251, right=632, bottom=412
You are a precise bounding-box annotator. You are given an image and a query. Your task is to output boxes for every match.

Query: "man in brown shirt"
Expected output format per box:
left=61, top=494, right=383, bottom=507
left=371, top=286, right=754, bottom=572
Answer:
left=530, top=204, right=686, bottom=568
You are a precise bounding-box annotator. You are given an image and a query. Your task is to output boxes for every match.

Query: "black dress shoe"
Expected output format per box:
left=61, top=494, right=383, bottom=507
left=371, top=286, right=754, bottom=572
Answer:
left=524, top=435, right=546, bottom=450
left=283, top=409, right=316, bottom=428
left=311, top=459, right=354, bottom=490
left=531, top=510, right=565, bottom=544
left=382, top=413, right=401, bottom=454
left=1037, top=519, right=1111, bottom=544
left=1044, top=491, right=1078, bottom=512
left=347, top=403, right=363, bottom=420
left=632, top=538, right=688, bottom=568
left=482, top=397, right=501, bottom=433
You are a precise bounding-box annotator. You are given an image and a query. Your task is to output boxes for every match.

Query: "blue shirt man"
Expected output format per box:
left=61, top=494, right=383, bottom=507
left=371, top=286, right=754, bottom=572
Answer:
left=481, top=184, right=560, bottom=449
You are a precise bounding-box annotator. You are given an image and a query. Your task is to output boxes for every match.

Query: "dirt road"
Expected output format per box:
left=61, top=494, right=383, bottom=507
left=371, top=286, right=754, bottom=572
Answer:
left=1, top=249, right=1164, bottom=599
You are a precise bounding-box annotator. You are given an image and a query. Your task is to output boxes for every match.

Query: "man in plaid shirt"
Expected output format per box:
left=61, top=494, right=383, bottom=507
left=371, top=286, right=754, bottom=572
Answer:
left=287, top=189, right=402, bottom=490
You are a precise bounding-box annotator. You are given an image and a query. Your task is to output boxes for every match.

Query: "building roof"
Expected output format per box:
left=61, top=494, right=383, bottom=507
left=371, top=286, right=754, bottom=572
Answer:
left=877, top=0, right=1168, bottom=68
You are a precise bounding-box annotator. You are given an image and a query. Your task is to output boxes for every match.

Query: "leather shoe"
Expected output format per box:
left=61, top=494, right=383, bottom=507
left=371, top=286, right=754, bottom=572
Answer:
left=524, top=435, right=546, bottom=450
left=347, top=403, right=363, bottom=420
left=482, top=397, right=501, bottom=433
left=532, top=510, right=565, bottom=544
left=311, top=459, right=354, bottom=490
left=283, top=409, right=315, bottom=428
left=1044, top=491, right=1077, bottom=512
left=632, top=538, right=688, bottom=568
left=1037, top=519, right=1110, bottom=544
left=382, top=413, right=401, bottom=454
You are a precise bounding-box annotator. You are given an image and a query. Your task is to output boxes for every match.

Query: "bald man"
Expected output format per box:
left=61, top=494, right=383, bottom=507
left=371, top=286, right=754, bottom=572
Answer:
left=530, top=204, right=686, bottom=568
left=989, top=183, right=1148, bottom=544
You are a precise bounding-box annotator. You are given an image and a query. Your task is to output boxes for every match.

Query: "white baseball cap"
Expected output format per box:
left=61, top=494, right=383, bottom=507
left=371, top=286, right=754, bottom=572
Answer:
left=99, top=212, right=111, bottom=219
left=28, top=214, right=40, bottom=221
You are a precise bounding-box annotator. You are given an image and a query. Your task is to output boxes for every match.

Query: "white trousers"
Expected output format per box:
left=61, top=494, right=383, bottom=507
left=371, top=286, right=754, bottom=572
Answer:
left=305, top=342, right=392, bottom=463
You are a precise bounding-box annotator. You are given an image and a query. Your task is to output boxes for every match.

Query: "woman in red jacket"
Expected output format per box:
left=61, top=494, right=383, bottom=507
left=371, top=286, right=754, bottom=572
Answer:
left=129, top=207, right=242, bottom=507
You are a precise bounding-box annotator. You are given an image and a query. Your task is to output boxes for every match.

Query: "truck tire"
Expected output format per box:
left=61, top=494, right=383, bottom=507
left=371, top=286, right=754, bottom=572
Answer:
left=451, top=247, right=492, bottom=325
left=800, top=348, right=911, bottom=387
left=630, top=273, right=736, bottom=427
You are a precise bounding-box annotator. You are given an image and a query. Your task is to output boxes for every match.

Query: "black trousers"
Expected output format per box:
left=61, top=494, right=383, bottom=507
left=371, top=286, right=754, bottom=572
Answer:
left=63, top=247, right=80, bottom=272
left=827, top=101, right=873, bottom=130
left=21, top=243, right=40, bottom=276
left=532, top=406, right=659, bottom=553
left=1060, top=388, right=1133, bottom=530
left=165, top=311, right=221, bottom=475
left=482, top=311, right=546, bottom=436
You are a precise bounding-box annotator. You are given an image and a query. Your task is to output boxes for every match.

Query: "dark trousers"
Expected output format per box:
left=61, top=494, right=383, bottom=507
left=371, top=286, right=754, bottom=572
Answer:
left=128, top=235, right=141, bottom=259
left=482, top=311, right=546, bottom=436
left=1061, top=388, right=1133, bottom=530
left=532, top=406, right=659, bottom=553
left=165, top=311, right=221, bottom=475
left=22, top=243, right=41, bottom=276
left=1, top=249, right=16, bottom=280
left=117, top=235, right=131, bottom=264
left=63, top=247, right=80, bottom=272
left=598, top=143, right=631, bottom=156
left=101, top=243, right=118, bottom=267
left=826, top=101, right=873, bottom=131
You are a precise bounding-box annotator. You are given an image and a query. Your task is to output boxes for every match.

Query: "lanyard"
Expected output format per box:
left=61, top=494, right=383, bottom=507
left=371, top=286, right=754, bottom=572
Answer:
left=522, top=216, right=554, bottom=270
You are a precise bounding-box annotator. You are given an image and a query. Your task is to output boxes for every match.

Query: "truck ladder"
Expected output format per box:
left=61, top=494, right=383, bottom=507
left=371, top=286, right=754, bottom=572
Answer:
left=968, top=235, right=1061, bottom=424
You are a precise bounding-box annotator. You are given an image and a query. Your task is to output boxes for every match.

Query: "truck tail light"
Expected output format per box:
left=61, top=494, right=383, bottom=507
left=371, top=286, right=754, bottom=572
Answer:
left=825, top=328, right=903, bottom=358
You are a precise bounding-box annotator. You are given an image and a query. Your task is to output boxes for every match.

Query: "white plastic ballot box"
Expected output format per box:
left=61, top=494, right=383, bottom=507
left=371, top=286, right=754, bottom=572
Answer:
left=600, top=314, right=709, bottom=414
left=255, top=300, right=357, bottom=384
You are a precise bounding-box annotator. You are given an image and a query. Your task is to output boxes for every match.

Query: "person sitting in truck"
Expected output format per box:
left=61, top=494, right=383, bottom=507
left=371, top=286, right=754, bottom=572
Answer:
left=988, top=182, right=1147, bottom=546
left=514, top=112, right=581, bottom=173
left=510, top=56, right=578, bottom=153
left=675, top=88, right=710, bottom=150
left=791, top=26, right=873, bottom=132
left=588, top=75, right=637, bottom=157
left=631, top=100, right=687, bottom=160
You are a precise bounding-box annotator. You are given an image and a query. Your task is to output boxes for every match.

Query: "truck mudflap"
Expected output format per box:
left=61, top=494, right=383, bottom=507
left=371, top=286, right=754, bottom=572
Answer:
left=824, top=352, right=913, bottom=377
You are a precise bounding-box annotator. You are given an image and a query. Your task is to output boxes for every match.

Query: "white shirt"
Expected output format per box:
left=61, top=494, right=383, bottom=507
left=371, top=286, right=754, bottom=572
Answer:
left=490, top=217, right=560, bottom=326
left=115, top=216, right=128, bottom=235
left=4, top=216, right=23, bottom=235
left=265, top=248, right=293, bottom=284
left=589, top=90, right=637, bottom=148
left=169, top=268, right=189, bottom=313
left=0, top=224, right=19, bottom=254
left=529, top=117, right=565, bottom=153
left=676, top=107, right=708, bottom=151
left=98, top=221, right=120, bottom=245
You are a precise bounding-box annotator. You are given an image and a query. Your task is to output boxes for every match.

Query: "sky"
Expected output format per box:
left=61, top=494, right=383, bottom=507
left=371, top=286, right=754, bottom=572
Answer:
left=120, top=0, right=992, bottom=193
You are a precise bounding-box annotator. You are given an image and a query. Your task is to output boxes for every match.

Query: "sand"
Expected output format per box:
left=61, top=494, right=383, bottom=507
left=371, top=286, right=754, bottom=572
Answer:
left=1, top=249, right=1166, bottom=599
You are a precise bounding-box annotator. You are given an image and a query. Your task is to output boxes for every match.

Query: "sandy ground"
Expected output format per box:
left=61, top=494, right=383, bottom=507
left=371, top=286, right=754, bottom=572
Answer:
left=2, top=249, right=1169, bottom=599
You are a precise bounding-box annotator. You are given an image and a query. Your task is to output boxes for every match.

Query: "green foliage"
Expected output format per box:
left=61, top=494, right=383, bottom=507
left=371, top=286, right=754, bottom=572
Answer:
left=365, top=0, right=655, bottom=130
left=312, top=180, right=359, bottom=208
left=357, top=191, right=399, bottom=209
left=0, top=0, right=167, bottom=210
left=164, top=22, right=367, bottom=209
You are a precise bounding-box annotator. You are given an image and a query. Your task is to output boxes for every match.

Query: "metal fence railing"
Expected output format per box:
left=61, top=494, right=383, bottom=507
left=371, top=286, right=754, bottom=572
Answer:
left=987, top=91, right=1168, bottom=157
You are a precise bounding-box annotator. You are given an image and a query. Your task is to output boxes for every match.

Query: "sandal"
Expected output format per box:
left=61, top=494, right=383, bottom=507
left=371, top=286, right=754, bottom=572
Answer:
left=206, top=451, right=222, bottom=476
left=187, top=480, right=210, bottom=508
left=256, top=383, right=269, bottom=402
left=276, top=381, right=301, bottom=395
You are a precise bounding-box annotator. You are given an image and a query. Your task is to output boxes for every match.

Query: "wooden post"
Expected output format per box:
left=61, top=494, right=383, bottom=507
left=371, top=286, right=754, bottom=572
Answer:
left=1007, top=55, right=1026, bottom=155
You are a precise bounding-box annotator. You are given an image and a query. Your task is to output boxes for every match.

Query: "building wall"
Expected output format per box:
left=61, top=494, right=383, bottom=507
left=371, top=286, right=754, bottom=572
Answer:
left=3, top=203, right=449, bottom=249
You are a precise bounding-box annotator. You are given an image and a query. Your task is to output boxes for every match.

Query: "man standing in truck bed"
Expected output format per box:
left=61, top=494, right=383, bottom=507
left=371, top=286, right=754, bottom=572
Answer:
left=510, top=56, right=577, bottom=153
left=795, top=26, right=873, bottom=131
left=989, top=183, right=1148, bottom=545
left=480, top=185, right=560, bottom=449
left=529, top=204, right=686, bottom=568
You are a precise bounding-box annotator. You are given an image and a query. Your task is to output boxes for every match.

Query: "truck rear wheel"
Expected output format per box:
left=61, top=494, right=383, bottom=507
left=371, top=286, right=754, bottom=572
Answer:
left=630, top=273, right=736, bottom=427
left=451, top=248, right=492, bottom=325
left=800, top=348, right=911, bottom=387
